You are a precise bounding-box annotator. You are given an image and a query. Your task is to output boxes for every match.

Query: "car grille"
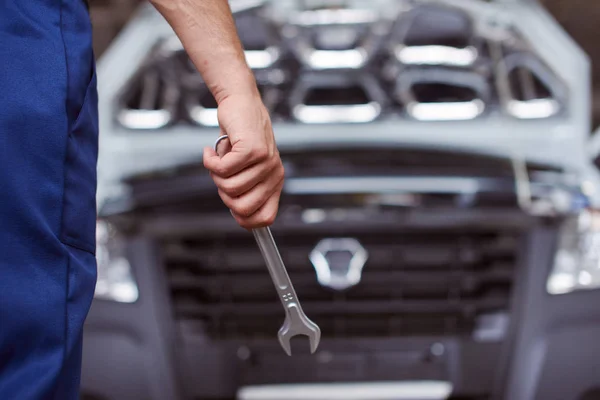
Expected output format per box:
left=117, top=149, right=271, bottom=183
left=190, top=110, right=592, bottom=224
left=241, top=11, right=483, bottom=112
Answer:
left=112, top=148, right=551, bottom=341
left=164, top=224, right=521, bottom=340
left=115, top=2, right=566, bottom=129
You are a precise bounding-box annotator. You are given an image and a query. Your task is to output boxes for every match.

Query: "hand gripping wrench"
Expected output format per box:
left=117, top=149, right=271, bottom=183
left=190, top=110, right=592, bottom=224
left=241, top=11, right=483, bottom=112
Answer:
left=214, top=135, right=321, bottom=356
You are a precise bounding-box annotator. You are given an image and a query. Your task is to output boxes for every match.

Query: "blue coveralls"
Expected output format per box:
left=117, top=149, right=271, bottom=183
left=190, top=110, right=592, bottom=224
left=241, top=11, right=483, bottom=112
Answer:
left=0, top=1, right=98, bottom=398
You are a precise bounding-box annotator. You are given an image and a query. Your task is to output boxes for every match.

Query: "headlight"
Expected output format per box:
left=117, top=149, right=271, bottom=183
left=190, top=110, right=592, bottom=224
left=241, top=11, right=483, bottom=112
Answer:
left=94, top=221, right=139, bottom=303
left=547, top=209, right=600, bottom=295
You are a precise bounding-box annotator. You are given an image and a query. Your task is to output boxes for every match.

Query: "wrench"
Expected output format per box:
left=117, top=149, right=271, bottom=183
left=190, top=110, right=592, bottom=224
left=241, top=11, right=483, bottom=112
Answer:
left=214, top=135, right=321, bottom=356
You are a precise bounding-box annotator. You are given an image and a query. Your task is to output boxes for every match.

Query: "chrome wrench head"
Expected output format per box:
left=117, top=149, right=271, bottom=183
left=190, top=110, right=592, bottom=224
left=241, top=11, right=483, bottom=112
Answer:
left=278, top=302, right=321, bottom=356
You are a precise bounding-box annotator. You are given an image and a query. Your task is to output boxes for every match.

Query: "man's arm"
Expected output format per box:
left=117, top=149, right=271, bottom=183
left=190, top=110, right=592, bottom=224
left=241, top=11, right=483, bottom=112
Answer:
left=150, top=0, right=284, bottom=229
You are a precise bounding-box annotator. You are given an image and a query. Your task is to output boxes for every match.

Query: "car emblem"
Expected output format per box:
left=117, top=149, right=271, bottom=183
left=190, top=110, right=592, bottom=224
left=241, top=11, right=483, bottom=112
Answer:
left=309, top=238, right=368, bottom=290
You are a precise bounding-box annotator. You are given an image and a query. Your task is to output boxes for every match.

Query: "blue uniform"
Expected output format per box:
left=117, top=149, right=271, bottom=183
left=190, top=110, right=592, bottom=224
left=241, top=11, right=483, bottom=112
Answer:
left=0, top=1, right=98, bottom=398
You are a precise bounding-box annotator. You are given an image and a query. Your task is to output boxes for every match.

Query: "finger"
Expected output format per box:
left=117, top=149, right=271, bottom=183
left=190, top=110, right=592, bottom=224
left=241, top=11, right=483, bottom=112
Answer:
left=203, top=143, right=269, bottom=178
left=232, top=185, right=283, bottom=230
left=211, top=157, right=277, bottom=198
left=218, top=169, right=283, bottom=218
left=203, top=146, right=222, bottom=174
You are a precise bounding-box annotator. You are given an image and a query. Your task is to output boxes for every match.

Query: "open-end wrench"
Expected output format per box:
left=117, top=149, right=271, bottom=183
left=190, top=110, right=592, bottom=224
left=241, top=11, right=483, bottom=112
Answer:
left=214, top=135, right=321, bottom=356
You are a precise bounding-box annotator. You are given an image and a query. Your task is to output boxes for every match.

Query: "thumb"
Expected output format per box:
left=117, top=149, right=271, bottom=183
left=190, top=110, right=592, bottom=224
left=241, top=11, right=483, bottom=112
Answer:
left=203, top=146, right=221, bottom=172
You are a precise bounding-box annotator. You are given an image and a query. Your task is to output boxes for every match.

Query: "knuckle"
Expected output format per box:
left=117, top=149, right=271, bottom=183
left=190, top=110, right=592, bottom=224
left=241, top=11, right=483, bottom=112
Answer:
left=262, top=209, right=277, bottom=226
left=217, top=191, right=231, bottom=206
left=211, top=164, right=227, bottom=177
left=252, top=146, right=269, bottom=162
left=239, top=146, right=254, bottom=160
left=204, top=159, right=217, bottom=173
left=276, top=163, right=285, bottom=180
left=236, top=215, right=253, bottom=229
left=221, top=180, right=240, bottom=197
left=232, top=203, right=253, bottom=218
left=269, top=152, right=282, bottom=171
left=262, top=215, right=276, bottom=227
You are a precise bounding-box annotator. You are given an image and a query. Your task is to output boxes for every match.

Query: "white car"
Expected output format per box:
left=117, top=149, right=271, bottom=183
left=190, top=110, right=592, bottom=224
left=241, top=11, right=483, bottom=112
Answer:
left=83, top=1, right=600, bottom=400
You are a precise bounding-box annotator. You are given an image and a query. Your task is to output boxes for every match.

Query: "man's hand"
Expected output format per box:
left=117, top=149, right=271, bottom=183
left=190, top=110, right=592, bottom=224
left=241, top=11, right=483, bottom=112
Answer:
left=150, top=0, right=284, bottom=229
left=203, top=94, right=284, bottom=230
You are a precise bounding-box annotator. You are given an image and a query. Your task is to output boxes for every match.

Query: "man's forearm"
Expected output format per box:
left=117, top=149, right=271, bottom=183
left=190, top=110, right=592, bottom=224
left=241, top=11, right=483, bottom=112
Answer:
left=151, top=0, right=258, bottom=103
left=151, top=0, right=284, bottom=230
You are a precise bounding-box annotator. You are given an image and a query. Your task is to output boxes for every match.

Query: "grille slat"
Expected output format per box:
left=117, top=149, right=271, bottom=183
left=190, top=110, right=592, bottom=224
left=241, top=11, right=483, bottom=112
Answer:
left=165, top=234, right=517, bottom=271
left=175, top=297, right=508, bottom=318
left=169, top=268, right=512, bottom=299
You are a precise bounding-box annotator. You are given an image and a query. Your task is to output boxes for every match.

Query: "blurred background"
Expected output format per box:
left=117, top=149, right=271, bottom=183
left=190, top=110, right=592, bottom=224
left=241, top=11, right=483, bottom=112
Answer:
left=85, top=1, right=600, bottom=400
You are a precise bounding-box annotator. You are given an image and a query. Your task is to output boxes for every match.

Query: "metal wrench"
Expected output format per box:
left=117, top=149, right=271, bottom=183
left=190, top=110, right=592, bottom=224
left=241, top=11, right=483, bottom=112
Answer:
left=214, top=135, right=321, bottom=356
